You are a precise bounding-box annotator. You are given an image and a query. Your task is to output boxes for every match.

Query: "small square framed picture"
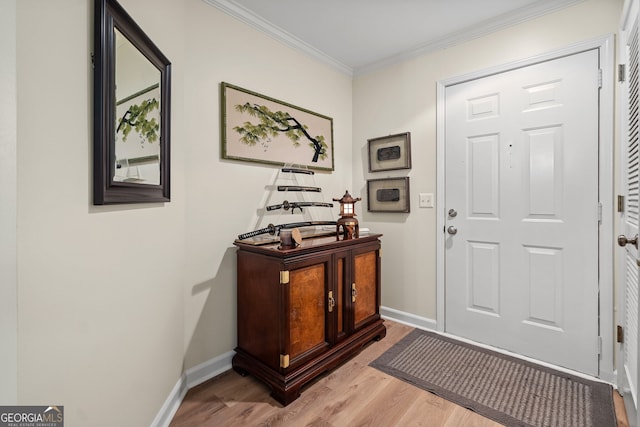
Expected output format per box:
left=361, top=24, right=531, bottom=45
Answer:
left=368, top=132, right=411, bottom=172
left=367, top=177, right=410, bottom=213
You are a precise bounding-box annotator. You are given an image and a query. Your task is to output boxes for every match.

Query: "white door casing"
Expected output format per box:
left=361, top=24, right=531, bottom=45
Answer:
left=619, top=0, right=640, bottom=422
left=436, top=36, right=615, bottom=380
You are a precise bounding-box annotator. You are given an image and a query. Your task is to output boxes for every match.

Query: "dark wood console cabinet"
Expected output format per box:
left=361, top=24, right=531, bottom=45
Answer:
left=232, top=234, right=386, bottom=405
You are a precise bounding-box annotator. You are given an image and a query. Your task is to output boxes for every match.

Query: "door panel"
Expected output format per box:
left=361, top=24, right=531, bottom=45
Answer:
left=445, top=49, right=600, bottom=375
left=467, top=242, right=500, bottom=315
left=469, top=134, right=500, bottom=217
left=525, top=126, right=562, bottom=217
left=524, top=246, right=562, bottom=329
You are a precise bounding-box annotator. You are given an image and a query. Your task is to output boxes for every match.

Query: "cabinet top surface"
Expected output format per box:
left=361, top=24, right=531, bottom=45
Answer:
left=234, top=233, right=382, bottom=256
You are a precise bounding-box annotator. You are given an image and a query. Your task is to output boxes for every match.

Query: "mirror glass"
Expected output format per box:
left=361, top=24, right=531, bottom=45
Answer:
left=114, top=28, right=161, bottom=185
left=93, top=0, right=171, bottom=205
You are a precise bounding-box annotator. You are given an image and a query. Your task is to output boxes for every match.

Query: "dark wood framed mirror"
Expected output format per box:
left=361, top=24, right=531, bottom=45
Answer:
left=94, top=0, right=171, bottom=204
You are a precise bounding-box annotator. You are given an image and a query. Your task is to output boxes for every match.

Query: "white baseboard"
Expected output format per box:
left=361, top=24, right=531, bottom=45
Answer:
left=151, top=351, right=234, bottom=427
left=150, top=376, right=187, bottom=427
left=155, top=306, right=617, bottom=425
left=184, top=350, right=235, bottom=390
left=151, top=308, right=432, bottom=426
left=380, top=305, right=437, bottom=331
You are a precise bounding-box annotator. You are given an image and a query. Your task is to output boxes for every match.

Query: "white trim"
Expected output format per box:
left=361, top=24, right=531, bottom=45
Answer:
left=202, top=0, right=583, bottom=77
left=151, top=351, right=234, bottom=427
left=381, top=306, right=436, bottom=331
left=150, top=377, right=187, bottom=427
left=201, top=0, right=353, bottom=76
left=357, top=0, right=585, bottom=76
left=184, top=350, right=234, bottom=390
left=436, top=34, right=616, bottom=380
left=438, top=34, right=615, bottom=87
left=153, top=308, right=435, bottom=426
left=622, top=0, right=637, bottom=32
left=0, top=0, right=18, bottom=404
left=436, top=79, right=447, bottom=334
left=598, top=34, right=617, bottom=385
left=153, top=308, right=437, bottom=426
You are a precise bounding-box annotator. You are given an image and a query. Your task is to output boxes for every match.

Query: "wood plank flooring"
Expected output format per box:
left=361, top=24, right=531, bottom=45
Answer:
left=170, top=320, right=629, bottom=427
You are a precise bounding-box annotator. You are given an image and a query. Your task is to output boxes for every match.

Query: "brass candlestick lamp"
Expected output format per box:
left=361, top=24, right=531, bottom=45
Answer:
left=333, top=190, right=361, bottom=240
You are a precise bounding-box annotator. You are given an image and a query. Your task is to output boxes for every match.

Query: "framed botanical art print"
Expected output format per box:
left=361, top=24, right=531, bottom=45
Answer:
left=221, top=82, right=334, bottom=171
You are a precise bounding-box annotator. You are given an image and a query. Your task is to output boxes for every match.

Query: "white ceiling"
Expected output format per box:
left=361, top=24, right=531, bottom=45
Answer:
left=204, top=0, right=584, bottom=75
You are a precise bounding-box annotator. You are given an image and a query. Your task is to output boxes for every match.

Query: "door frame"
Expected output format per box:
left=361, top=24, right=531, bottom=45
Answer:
left=618, top=0, right=639, bottom=420
left=435, top=35, right=615, bottom=381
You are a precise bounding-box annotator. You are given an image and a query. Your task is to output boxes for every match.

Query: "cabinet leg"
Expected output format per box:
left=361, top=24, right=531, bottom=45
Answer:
left=271, top=386, right=301, bottom=406
left=374, top=326, right=387, bottom=342
left=233, top=366, right=248, bottom=377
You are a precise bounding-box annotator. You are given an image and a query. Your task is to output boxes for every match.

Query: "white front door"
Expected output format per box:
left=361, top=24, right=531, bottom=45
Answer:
left=444, top=49, right=600, bottom=375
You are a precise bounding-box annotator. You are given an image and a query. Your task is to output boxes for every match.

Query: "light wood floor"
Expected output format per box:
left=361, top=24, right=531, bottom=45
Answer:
left=170, top=320, right=630, bottom=427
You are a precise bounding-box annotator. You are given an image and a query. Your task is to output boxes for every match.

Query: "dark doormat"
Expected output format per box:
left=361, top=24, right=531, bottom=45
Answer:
left=370, top=328, right=616, bottom=427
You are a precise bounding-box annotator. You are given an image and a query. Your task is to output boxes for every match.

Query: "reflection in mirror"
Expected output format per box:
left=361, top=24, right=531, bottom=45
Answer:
left=114, top=28, right=161, bottom=185
left=93, top=0, right=171, bottom=204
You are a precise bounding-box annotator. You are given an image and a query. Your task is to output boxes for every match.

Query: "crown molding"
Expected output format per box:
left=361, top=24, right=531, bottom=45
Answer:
left=355, top=0, right=585, bottom=76
left=203, top=0, right=584, bottom=77
left=202, top=0, right=354, bottom=76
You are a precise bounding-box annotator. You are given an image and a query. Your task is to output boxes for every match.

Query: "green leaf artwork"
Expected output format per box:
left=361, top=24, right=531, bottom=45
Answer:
left=117, top=97, right=160, bottom=144
left=233, top=102, right=327, bottom=162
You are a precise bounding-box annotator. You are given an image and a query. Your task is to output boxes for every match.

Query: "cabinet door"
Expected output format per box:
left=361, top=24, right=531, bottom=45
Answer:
left=236, top=250, right=282, bottom=371
left=351, top=244, right=381, bottom=330
left=284, top=256, right=331, bottom=368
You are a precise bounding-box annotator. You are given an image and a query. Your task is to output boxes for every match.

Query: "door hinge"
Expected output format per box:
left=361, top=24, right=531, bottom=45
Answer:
left=280, top=270, right=290, bottom=285
left=597, top=202, right=602, bottom=223
left=618, top=195, right=625, bottom=212
left=617, top=325, right=624, bottom=343
left=619, top=64, right=626, bottom=83
left=598, top=69, right=603, bottom=88
left=597, top=336, right=602, bottom=356
left=351, top=283, right=357, bottom=303
left=280, top=354, right=290, bottom=368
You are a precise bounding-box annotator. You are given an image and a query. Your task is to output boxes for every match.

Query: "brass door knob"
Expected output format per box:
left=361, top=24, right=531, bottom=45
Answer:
left=617, top=234, right=638, bottom=248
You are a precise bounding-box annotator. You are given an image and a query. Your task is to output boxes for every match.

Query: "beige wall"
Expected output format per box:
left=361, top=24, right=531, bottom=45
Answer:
left=353, top=0, right=622, bottom=320
left=14, top=0, right=351, bottom=426
left=16, top=1, right=186, bottom=426
left=0, top=0, right=17, bottom=405
left=180, top=0, right=353, bottom=370
left=11, top=0, right=622, bottom=425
